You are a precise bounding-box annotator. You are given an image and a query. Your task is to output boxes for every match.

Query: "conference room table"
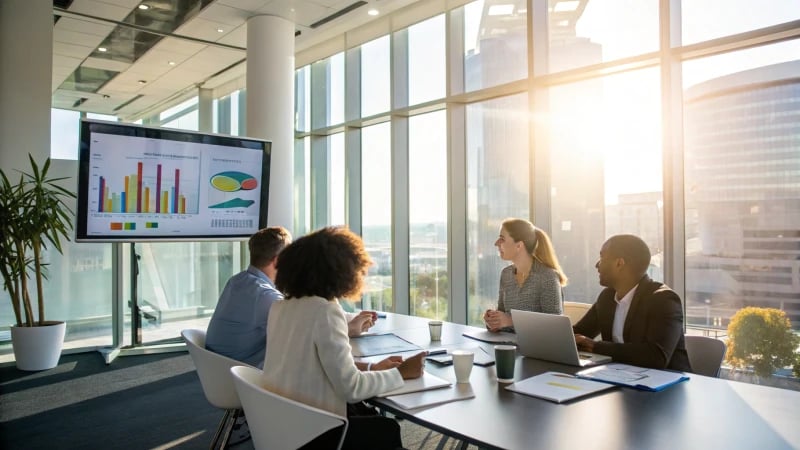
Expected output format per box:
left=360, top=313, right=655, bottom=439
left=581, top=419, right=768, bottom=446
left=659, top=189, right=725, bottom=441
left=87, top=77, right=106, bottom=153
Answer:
left=359, top=313, right=800, bottom=450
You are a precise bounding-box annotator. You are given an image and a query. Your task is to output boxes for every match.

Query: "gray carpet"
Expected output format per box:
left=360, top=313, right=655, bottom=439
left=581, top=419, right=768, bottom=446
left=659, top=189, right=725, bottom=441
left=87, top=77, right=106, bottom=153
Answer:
left=0, top=351, right=477, bottom=450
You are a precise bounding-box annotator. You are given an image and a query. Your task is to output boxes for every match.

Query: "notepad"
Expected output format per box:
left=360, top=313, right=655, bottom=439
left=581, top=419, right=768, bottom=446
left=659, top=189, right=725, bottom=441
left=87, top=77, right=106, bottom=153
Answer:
left=385, top=383, right=475, bottom=410
left=576, top=363, right=690, bottom=392
left=505, top=372, right=615, bottom=403
left=378, top=371, right=452, bottom=397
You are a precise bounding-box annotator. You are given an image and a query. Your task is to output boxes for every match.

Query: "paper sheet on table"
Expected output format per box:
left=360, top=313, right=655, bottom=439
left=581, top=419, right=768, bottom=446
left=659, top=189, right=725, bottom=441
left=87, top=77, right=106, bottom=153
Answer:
left=385, top=383, right=475, bottom=410
left=378, top=371, right=451, bottom=397
left=506, top=371, right=615, bottom=403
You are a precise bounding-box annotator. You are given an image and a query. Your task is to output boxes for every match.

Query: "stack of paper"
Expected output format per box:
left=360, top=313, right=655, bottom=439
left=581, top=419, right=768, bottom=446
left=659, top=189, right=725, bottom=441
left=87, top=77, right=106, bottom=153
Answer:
left=576, top=363, right=689, bottom=392
left=505, top=372, right=615, bottom=403
left=378, top=371, right=451, bottom=397
left=385, top=383, right=475, bottom=410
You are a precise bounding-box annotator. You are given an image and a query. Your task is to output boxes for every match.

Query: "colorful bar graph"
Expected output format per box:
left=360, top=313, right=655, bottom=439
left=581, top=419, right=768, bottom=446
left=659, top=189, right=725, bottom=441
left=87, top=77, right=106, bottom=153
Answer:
left=94, top=160, right=196, bottom=215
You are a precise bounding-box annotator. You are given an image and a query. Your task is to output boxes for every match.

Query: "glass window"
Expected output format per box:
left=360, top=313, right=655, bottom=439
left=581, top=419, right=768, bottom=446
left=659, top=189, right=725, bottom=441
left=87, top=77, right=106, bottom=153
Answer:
left=159, top=96, right=198, bottom=122
left=87, top=112, right=117, bottom=121
left=296, top=66, right=311, bottom=131
left=361, top=122, right=393, bottom=312
left=162, top=110, right=198, bottom=131
left=408, top=15, right=446, bottom=105
left=135, top=242, right=242, bottom=345
left=311, top=53, right=345, bottom=128
left=548, top=68, right=663, bottom=304
left=463, top=0, right=528, bottom=92
left=466, top=93, right=530, bottom=325
left=329, top=133, right=346, bottom=226
left=682, top=0, right=800, bottom=46
left=361, top=37, right=391, bottom=117
left=683, top=42, right=800, bottom=334
left=548, top=0, right=658, bottom=73
left=409, top=110, right=448, bottom=320
left=51, top=108, right=81, bottom=160
left=294, top=137, right=312, bottom=236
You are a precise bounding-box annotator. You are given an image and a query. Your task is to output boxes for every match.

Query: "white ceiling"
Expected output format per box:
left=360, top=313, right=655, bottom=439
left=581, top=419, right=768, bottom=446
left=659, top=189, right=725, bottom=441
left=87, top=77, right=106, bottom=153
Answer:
left=52, top=0, right=423, bottom=121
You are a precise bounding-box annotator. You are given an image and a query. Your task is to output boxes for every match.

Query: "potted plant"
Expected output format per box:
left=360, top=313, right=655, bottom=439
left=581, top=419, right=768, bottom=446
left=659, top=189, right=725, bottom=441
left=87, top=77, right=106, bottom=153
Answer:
left=0, top=155, right=75, bottom=371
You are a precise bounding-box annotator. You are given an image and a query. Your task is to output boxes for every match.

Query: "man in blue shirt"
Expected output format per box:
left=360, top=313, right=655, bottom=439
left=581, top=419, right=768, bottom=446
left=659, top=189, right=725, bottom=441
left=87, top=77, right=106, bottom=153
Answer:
left=205, top=226, right=292, bottom=367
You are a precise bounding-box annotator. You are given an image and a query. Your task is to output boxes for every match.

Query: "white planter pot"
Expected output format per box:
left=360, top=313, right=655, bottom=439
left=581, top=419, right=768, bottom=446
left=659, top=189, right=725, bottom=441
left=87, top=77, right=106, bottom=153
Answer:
left=10, top=321, right=66, bottom=371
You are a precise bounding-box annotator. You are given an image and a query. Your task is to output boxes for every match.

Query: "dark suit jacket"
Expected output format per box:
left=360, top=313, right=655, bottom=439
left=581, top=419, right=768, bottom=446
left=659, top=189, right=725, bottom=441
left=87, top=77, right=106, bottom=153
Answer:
left=573, top=275, right=692, bottom=371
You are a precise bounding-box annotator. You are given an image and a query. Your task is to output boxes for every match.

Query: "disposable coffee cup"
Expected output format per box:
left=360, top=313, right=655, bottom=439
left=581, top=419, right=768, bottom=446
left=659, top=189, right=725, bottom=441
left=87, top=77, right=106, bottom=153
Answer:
left=494, top=345, right=516, bottom=383
left=451, top=350, right=474, bottom=383
left=428, top=321, right=443, bottom=341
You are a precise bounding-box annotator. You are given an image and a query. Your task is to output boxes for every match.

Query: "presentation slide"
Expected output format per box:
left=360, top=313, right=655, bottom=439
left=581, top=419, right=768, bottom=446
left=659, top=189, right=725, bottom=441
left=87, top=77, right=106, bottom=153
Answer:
left=82, top=131, right=265, bottom=240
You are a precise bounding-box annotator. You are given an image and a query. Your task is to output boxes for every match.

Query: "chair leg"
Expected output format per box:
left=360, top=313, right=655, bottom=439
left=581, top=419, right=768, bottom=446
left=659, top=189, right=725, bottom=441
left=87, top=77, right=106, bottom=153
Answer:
left=219, top=409, right=242, bottom=449
left=210, top=409, right=236, bottom=450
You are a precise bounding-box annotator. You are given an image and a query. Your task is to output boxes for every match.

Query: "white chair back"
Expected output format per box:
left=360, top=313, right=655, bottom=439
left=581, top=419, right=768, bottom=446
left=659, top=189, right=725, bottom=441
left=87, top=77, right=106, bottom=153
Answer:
left=563, top=301, right=592, bottom=325
left=685, top=335, right=727, bottom=377
left=230, top=365, right=349, bottom=450
left=181, top=329, right=242, bottom=410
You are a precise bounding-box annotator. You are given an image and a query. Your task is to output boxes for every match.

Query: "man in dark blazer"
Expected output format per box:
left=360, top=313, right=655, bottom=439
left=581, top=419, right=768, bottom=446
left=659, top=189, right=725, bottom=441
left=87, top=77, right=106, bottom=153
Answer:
left=573, top=234, right=692, bottom=371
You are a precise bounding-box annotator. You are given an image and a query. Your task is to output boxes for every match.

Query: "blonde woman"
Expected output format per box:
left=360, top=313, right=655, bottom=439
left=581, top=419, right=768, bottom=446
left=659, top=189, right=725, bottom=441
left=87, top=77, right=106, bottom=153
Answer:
left=484, top=218, right=568, bottom=332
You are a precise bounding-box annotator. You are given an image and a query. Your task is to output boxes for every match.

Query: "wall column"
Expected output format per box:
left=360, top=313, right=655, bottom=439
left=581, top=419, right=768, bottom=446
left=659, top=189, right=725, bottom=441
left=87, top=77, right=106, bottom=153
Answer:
left=0, top=0, right=52, bottom=171
left=246, top=15, right=294, bottom=231
left=198, top=87, right=213, bottom=133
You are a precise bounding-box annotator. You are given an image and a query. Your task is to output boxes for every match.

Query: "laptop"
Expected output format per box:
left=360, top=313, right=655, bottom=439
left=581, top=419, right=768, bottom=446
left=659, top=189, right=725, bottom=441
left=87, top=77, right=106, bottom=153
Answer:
left=510, top=309, right=612, bottom=367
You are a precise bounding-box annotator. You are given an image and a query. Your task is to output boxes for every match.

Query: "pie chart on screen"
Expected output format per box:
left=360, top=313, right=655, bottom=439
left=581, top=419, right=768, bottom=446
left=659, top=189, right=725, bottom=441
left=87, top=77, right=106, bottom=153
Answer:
left=210, top=171, right=258, bottom=191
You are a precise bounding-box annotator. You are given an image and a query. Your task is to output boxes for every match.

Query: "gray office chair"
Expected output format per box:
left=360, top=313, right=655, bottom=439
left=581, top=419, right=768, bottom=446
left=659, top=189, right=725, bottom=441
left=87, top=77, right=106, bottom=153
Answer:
left=230, top=365, right=348, bottom=450
left=181, top=329, right=245, bottom=449
left=685, top=335, right=727, bottom=377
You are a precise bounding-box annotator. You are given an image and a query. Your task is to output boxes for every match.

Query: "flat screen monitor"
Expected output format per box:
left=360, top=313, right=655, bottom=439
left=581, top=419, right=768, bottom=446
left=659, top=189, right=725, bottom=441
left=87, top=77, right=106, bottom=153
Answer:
left=76, top=119, right=271, bottom=242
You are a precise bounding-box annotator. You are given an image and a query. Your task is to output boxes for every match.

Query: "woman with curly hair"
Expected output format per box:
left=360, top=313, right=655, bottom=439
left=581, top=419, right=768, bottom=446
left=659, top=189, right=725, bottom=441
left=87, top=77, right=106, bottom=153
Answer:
left=260, top=226, right=425, bottom=449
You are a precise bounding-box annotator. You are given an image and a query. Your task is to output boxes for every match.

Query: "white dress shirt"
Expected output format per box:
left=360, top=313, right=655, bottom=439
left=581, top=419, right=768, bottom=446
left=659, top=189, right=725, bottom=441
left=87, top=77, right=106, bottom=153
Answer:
left=612, top=284, right=638, bottom=344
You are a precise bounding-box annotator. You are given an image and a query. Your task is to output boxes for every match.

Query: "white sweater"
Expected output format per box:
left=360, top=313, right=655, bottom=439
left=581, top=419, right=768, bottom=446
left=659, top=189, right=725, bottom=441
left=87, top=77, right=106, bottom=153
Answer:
left=260, top=296, right=404, bottom=416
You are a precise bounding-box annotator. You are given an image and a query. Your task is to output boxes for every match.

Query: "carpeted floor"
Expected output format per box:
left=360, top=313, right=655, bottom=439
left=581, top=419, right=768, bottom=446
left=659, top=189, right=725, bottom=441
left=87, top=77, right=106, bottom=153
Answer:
left=0, top=351, right=476, bottom=450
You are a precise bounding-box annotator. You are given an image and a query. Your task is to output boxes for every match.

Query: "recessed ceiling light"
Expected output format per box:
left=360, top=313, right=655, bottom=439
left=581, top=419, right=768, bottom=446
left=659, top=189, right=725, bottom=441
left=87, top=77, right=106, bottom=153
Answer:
left=98, top=47, right=107, bottom=52
left=138, top=4, right=149, bottom=10
left=217, top=28, right=224, bottom=33
left=168, top=61, right=176, bottom=66
left=367, top=8, right=379, bottom=16
left=138, top=80, right=147, bottom=85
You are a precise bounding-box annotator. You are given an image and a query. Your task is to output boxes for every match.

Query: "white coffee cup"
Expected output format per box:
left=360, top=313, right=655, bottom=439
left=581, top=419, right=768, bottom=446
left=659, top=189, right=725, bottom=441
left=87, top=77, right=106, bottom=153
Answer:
left=451, top=350, right=474, bottom=383
left=428, top=321, right=443, bottom=341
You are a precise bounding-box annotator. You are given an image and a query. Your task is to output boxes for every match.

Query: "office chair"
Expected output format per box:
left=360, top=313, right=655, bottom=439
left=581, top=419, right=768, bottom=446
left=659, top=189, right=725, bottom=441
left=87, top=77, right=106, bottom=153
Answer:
left=563, top=301, right=592, bottom=325
left=685, top=335, right=727, bottom=377
left=181, top=329, right=245, bottom=449
left=230, top=365, right=349, bottom=450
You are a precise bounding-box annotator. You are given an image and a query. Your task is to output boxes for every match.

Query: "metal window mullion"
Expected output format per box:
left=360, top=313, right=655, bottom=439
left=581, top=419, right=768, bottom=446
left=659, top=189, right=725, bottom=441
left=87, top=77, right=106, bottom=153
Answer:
left=530, top=0, right=551, bottom=232
left=310, top=135, right=330, bottom=229
left=391, top=28, right=410, bottom=315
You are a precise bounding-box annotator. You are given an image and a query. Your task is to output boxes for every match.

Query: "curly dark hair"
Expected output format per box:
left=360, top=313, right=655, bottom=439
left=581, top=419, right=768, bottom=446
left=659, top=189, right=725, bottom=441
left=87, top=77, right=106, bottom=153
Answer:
left=275, top=226, right=372, bottom=300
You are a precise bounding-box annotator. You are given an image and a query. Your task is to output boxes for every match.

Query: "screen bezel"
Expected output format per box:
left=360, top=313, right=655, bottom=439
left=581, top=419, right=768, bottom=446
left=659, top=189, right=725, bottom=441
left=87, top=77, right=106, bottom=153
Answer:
left=75, top=119, right=271, bottom=242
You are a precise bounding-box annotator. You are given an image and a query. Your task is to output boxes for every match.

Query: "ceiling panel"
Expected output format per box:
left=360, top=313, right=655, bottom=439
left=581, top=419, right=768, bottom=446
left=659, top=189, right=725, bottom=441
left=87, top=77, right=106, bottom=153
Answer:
left=197, top=3, right=252, bottom=27
left=54, top=41, right=96, bottom=59
left=69, top=0, right=133, bottom=22
left=174, top=17, right=236, bottom=41
left=82, top=56, right=132, bottom=72
left=54, top=17, right=116, bottom=37
left=152, top=37, right=208, bottom=56
left=54, top=29, right=106, bottom=49
left=216, top=0, right=269, bottom=12
left=217, top=23, right=248, bottom=47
